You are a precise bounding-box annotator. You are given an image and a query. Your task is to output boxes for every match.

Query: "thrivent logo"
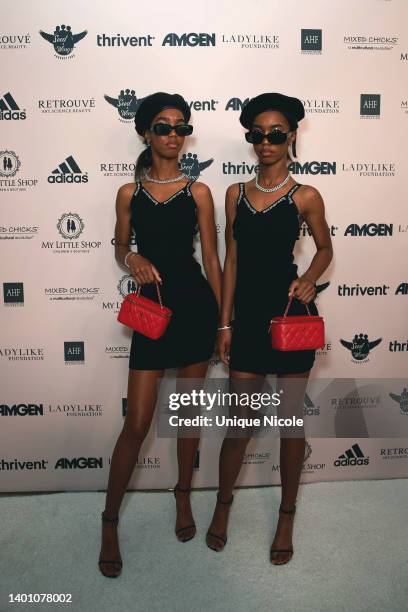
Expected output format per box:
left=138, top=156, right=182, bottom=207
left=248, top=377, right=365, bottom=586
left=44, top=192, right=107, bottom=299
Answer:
left=0, top=92, right=26, bottom=120
left=48, top=156, right=88, bottom=184
left=334, top=444, right=369, bottom=466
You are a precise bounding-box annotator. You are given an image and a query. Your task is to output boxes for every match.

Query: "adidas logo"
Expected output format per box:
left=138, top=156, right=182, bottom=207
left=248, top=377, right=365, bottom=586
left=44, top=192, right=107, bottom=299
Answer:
left=0, top=92, right=26, bottom=120
left=334, top=443, right=369, bottom=467
left=47, top=155, right=88, bottom=184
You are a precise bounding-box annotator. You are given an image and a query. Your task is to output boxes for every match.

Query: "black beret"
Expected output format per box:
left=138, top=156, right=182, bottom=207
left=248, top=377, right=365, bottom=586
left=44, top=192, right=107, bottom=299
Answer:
left=134, top=92, right=191, bottom=136
left=239, top=93, right=305, bottom=130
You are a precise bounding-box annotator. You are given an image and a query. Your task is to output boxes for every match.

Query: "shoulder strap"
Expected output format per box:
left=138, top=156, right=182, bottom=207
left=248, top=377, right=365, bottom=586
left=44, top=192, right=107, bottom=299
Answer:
left=238, top=182, right=244, bottom=202
left=186, top=178, right=196, bottom=196
left=287, top=183, right=301, bottom=199
left=133, top=180, right=141, bottom=196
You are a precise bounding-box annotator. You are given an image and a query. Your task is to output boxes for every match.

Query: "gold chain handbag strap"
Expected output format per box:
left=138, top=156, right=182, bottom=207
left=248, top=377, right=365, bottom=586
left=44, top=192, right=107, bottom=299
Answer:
left=283, top=294, right=311, bottom=317
left=136, top=281, right=164, bottom=308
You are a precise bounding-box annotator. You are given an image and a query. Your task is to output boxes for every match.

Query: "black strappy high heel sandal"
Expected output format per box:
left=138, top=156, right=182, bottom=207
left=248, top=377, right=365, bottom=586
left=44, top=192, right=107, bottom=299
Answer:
left=206, top=492, right=234, bottom=552
left=173, top=484, right=196, bottom=543
left=98, top=511, right=123, bottom=578
left=270, top=503, right=296, bottom=565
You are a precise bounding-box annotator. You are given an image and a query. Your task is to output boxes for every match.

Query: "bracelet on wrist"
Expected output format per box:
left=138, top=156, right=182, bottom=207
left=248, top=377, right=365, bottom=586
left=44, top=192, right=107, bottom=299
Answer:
left=124, top=251, right=136, bottom=269
left=217, top=324, right=232, bottom=331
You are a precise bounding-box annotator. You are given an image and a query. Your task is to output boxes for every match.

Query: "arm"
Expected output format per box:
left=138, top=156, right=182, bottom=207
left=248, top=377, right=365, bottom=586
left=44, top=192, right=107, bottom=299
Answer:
left=218, top=183, right=240, bottom=365
left=114, top=183, right=161, bottom=285
left=290, top=185, right=333, bottom=304
left=191, top=181, right=222, bottom=307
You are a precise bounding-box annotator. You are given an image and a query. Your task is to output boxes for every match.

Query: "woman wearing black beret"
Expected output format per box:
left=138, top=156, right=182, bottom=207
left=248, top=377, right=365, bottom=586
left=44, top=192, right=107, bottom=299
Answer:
left=207, top=93, right=333, bottom=564
left=99, top=92, right=222, bottom=577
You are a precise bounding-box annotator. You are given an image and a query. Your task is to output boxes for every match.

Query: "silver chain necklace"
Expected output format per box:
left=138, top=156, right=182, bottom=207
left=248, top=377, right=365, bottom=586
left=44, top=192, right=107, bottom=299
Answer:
left=255, top=172, right=291, bottom=193
left=143, top=170, right=188, bottom=184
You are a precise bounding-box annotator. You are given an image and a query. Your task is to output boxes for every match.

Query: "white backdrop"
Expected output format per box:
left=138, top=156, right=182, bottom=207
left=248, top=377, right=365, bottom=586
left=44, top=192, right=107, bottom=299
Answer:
left=1, top=0, right=408, bottom=492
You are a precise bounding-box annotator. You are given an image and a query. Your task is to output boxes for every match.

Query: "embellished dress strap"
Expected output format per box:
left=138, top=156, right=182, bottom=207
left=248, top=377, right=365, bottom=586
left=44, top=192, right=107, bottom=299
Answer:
left=287, top=183, right=304, bottom=224
left=287, top=183, right=301, bottom=199
left=237, top=182, right=245, bottom=204
left=185, top=178, right=196, bottom=197
left=133, top=180, right=141, bottom=197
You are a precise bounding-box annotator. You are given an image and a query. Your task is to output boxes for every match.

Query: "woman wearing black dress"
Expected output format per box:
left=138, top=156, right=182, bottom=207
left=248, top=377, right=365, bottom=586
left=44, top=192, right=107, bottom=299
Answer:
left=207, top=93, right=333, bottom=564
left=99, top=93, right=221, bottom=577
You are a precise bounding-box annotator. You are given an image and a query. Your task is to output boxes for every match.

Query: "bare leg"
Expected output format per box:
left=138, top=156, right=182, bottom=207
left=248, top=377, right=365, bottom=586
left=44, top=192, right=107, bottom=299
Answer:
left=99, top=369, right=163, bottom=577
left=173, top=360, right=209, bottom=542
left=270, top=370, right=310, bottom=565
left=206, top=370, right=265, bottom=551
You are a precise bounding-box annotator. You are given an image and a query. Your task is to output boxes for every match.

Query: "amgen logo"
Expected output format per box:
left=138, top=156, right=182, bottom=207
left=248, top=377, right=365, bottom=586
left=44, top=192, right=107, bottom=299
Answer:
left=162, top=33, right=215, bottom=46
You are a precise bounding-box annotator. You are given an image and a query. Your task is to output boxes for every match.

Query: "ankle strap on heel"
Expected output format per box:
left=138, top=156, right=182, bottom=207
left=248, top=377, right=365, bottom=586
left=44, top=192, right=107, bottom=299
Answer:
left=216, top=492, right=234, bottom=505
left=279, top=503, right=296, bottom=515
left=173, top=483, right=192, bottom=497
left=101, top=511, right=119, bottom=524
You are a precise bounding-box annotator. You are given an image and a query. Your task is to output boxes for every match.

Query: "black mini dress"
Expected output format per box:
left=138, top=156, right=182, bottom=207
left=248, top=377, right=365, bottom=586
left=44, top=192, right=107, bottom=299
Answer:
left=229, top=182, right=319, bottom=375
left=128, top=180, right=218, bottom=370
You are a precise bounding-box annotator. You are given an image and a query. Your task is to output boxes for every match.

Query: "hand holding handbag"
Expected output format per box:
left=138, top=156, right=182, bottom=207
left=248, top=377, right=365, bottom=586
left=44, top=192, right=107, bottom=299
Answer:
left=269, top=294, right=325, bottom=351
left=117, top=281, right=172, bottom=339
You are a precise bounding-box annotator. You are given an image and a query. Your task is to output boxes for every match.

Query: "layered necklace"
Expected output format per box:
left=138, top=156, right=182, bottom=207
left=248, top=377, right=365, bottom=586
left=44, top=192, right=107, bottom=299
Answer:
left=255, top=171, right=291, bottom=193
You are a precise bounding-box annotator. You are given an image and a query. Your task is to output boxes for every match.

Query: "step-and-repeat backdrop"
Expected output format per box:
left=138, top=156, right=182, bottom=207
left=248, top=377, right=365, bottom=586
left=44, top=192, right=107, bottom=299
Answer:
left=1, top=0, right=407, bottom=492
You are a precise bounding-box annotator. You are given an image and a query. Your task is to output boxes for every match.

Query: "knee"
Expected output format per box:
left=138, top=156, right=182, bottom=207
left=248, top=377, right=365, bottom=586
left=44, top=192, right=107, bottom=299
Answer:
left=122, top=416, right=151, bottom=442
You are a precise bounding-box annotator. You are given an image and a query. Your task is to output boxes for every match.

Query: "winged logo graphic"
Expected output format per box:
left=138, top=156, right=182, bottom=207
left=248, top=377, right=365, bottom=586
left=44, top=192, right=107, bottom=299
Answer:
left=389, top=388, right=408, bottom=414
left=40, top=25, right=87, bottom=56
left=104, top=90, right=143, bottom=121
left=179, top=153, right=213, bottom=179
left=340, top=334, right=382, bottom=361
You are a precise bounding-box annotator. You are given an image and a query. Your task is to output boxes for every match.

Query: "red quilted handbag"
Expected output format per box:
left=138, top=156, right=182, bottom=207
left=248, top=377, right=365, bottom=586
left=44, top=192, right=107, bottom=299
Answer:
left=269, top=295, right=324, bottom=351
left=117, top=281, right=172, bottom=339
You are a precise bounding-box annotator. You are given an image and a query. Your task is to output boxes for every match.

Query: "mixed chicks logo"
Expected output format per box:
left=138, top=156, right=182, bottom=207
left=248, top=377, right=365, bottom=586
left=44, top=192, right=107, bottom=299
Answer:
left=40, top=24, right=87, bottom=57
left=340, top=334, right=382, bottom=361
left=104, top=89, right=144, bottom=122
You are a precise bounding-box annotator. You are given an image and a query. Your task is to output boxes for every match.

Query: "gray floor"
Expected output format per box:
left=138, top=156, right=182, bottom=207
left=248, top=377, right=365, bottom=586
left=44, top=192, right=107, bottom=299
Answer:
left=1, top=479, right=407, bottom=612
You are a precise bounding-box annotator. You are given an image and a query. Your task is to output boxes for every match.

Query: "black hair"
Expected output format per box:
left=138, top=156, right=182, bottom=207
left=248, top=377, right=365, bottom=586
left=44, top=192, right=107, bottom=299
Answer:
left=134, top=142, right=152, bottom=179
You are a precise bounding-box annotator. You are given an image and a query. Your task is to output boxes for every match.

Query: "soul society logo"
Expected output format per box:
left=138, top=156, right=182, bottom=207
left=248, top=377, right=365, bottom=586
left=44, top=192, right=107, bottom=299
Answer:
left=389, top=387, right=408, bottom=415
left=104, top=89, right=143, bottom=122
left=39, top=24, right=87, bottom=58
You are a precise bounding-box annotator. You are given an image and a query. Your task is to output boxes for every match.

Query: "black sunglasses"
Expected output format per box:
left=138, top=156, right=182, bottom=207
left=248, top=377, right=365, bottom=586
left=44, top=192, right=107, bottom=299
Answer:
left=245, top=129, right=289, bottom=145
left=150, top=123, right=193, bottom=136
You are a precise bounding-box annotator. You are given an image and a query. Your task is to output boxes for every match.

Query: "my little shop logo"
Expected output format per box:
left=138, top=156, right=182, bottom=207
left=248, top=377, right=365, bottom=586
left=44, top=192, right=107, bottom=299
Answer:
left=104, top=89, right=144, bottom=122
left=39, top=24, right=87, bottom=58
left=340, top=333, right=382, bottom=362
left=41, top=213, right=101, bottom=254
left=0, top=151, right=38, bottom=192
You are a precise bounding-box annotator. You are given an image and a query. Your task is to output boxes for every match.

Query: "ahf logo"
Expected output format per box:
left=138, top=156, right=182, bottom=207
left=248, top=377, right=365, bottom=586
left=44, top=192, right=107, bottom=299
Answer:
left=179, top=153, right=213, bottom=179
left=389, top=388, right=408, bottom=415
left=301, top=29, right=322, bottom=52
left=57, top=213, right=84, bottom=240
left=64, top=341, right=85, bottom=363
left=360, top=94, right=381, bottom=117
left=340, top=333, right=382, bottom=361
left=0, top=150, right=20, bottom=177
left=40, top=25, right=87, bottom=58
left=104, top=89, right=144, bottom=122
left=3, top=282, right=24, bottom=305
left=117, top=274, right=137, bottom=298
